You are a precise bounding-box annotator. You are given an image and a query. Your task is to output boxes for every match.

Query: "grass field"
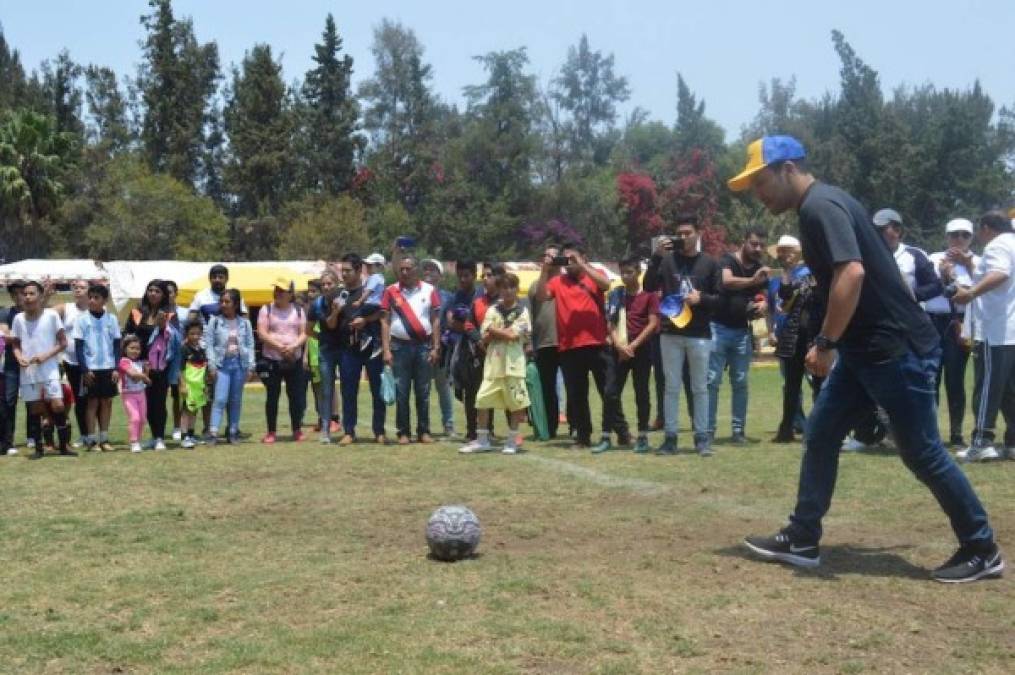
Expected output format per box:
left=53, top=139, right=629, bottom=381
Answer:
left=0, top=364, right=1012, bottom=673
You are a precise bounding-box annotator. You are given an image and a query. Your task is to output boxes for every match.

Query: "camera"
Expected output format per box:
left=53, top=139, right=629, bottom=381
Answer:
left=551, top=255, right=570, bottom=267
left=943, top=284, right=959, bottom=299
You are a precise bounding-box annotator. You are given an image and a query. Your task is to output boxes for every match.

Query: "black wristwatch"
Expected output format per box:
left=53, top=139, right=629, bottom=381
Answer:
left=814, top=334, right=838, bottom=351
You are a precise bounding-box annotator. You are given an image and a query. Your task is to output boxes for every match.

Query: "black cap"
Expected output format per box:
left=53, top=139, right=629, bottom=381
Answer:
left=209, top=264, right=229, bottom=278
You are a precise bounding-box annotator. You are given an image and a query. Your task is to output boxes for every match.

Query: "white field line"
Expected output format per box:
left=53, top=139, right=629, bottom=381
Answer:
left=521, top=454, right=671, bottom=496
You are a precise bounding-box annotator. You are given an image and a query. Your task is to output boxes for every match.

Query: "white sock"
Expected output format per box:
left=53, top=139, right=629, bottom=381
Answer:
left=98, top=431, right=108, bottom=443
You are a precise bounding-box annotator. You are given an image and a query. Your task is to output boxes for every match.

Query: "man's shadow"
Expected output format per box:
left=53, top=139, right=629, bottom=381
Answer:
left=715, top=543, right=931, bottom=580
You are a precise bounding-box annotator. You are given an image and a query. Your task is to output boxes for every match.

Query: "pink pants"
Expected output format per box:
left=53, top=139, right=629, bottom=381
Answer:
left=121, top=391, right=148, bottom=443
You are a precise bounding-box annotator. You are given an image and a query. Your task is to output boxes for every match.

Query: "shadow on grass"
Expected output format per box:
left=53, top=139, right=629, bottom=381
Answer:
left=715, top=543, right=930, bottom=580
left=426, top=552, right=484, bottom=563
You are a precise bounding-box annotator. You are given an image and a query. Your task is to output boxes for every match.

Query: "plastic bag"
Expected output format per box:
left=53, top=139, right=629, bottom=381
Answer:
left=381, top=366, right=396, bottom=406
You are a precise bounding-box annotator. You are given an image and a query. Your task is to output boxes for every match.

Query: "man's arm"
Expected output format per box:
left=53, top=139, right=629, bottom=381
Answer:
left=721, top=265, right=771, bottom=290
left=819, top=261, right=865, bottom=340
left=582, top=262, right=611, bottom=292
left=952, top=271, right=1009, bottom=306
left=911, top=249, right=944, bottom=302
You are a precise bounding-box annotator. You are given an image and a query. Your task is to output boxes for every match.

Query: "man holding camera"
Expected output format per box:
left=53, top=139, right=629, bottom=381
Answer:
left=535, top=244, right=627, bottom=450
left=708, top=226, right=770, bottom=444
left=643, top=214, right=722, bottom=456
left=953, top=211, right=1015, bottom=462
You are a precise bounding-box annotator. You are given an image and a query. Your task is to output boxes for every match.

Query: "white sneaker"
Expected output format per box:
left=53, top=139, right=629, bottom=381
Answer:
left=130, top=442, right=143, bottom=453
left=841, top=438, right=867, bottom=452
left=171, top=428, right=183, bottom=441
left=957, top=445, right=1000, bottom=463
left=154, top=439, right=167, bottom=451
left=26, top=439, right=36, bottom=450
left=502, top=444, right=518, bottom=455
left=320, top=433, right=332, bottom=445
left=459, top=439, right=492, bottom=454
left=6, top=447, right=18, bottom=456
left=71, top=438, right=83, bottom=449
left=181, top=437, right=196, bottom=449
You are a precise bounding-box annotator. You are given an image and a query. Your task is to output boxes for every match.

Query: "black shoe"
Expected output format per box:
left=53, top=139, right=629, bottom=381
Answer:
left=58, top=449, right=78, bottom=457
left=655, top=435, right=677, bottom=455
left=772, top=429, right=795, bottom=443
left=744, top=529, right=820, bottom=567
left=616, top=433, right=632, bottom=447
left=932, top=544, right=1004, bottom=584
left=28, top=450, right=45, bottom=461
left=949, top=435, right=965, bottom=448
left=730, top=432, right=747, bottom=445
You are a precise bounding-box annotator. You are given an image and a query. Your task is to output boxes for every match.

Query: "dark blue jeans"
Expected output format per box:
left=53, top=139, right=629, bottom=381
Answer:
left=930, top=313, right=969, bottom=440
left=318, top=343, right=342, bottom=432
left=339, top=348, right=386, bottom=438
left=391, top=340, right=432, bottom=438
left=789, top=347, right=993, bottom=549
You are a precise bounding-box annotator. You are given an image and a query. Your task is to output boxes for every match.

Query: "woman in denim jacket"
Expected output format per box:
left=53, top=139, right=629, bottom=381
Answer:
left=206, top=289, right=255, bottom=444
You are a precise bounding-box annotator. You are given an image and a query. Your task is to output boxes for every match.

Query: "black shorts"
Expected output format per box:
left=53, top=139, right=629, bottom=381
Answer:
left=81, top=369, right=119, bottom=400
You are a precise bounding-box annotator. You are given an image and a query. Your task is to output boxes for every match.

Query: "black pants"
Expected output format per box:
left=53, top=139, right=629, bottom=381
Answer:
left=930, top=313, right=970, bottom=441
left=535, top=346, right=560, bottom=439
left=607, top=343, right=652, bottom=433
left=559, top=345, right=626, bottom=444
left=146, top=369, right=170, bottom=440
left=777, top=335, right=824, bottom=436
left=1, top=368, right=18, bottom=448
left=64, top=363, right=88, bottom=437
left=971, top=342, right=1015, bottom=448
left=264, top=361, right=306, bottom=433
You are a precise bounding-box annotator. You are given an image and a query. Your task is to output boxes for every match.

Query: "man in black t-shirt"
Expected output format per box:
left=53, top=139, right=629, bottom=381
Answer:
left=708, top=226, right=770, bottom=443
left=729, top=135, right=1002, bottom=584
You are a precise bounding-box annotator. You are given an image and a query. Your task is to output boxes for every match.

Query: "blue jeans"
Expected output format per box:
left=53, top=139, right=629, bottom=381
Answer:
left=434, top=362, right=454, bottom=430
left=929, top=313, right=969, bottom=440
left=211, top=356, right=246, bottom=436
left=318, top=343, right=342, bottom=433
left=391, top=340, right=432, bottom=438
left=339, top=348, right=386, bottom=438
left=659, top=334, right=711, bottom=440
left=708, top=323, right=752, bottom=436
left=789, top=347, right=993, bottom=548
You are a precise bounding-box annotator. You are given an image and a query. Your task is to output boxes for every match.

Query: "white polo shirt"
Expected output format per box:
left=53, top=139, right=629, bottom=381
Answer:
left=381, top=281, right=441, bottom=342
left=925, top=252, right=979, bottom=315
left=972, top=232, right=1015, bottom=345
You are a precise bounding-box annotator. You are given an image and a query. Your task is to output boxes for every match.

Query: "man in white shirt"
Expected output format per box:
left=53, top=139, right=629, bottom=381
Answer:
left=380, top=255, right=442, bottom=445
left=953, top=211, right=1015, bottom=461
left=926, top=218, right=981, bottom=447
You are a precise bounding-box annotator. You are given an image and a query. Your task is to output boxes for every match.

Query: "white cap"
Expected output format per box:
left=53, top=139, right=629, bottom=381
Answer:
left=364, top=253, right=386, bottom=265
left=775, top=235, right=801, bottom=249
left=945, top=218, right=974, bottom=235
left=873, top=208, right=903, bottom=228
left=421, top=258, right=444, bottom=276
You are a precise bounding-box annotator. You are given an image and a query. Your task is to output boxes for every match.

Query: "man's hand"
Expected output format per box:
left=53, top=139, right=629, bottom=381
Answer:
left=111, top=370, right=120, bottom=385
left=349, top=317, right=366, bottom=330
left=16, top=355, right=29, bottom=368
left=805, top=345, right=836, bottom=377
left=653, top=238, right=674, bottom=257
left=383, top=349, right=393, bottom=367
left=951, top=286, right=975, bottom=306
left=83, top=371, right=95, bottom=386
left=947, top=247, right=974, bottom=270
left=753, top=266, right=772, bottom=284
left=428, top=348, right=439, bottom=366
left=617, top=344, right=634, bottom=361
left=685, top=288, right=701, bottom=306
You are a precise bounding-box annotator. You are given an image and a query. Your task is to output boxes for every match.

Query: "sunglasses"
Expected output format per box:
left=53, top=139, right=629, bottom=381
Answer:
left=947, top=232, right=973, bottom=239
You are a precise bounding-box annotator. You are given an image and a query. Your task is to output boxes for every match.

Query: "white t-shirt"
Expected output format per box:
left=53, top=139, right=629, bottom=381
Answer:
left=972, top=232, right=1015, bottom=346
left=925, top=251, right=979, bottom=315
left=188, top=288, right=248, bottom=324
left=12, top=308, right=64, bottom=384
left=73, top=311, right=122, bottom=370
left=62, top=302, right=87, bottom=364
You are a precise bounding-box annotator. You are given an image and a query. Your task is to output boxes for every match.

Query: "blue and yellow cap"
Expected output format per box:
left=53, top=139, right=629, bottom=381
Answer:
left=727, top=135, right=806, bottom=192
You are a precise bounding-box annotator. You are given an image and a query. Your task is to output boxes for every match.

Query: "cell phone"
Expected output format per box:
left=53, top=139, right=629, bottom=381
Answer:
left=551, top=255, right=570, bottom=267
left=396, top=235, right=416, bottom=249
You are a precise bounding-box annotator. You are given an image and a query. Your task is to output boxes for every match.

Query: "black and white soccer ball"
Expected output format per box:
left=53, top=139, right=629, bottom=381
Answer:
left=426, top=505, right=481, bottom=561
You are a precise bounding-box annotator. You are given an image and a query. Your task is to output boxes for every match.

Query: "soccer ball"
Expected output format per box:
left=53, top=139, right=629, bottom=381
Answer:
left=426, top=505, right=481, bottom=561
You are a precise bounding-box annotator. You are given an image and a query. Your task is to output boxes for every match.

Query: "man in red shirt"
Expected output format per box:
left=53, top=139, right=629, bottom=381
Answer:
left=536, top=243, right=626, bottom=449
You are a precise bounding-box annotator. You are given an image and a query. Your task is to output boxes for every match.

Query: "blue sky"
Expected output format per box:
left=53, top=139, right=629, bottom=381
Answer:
left=3, top=0, right=1014, bottom=137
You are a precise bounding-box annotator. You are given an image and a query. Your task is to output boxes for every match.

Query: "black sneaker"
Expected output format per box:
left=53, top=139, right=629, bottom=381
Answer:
left=28, top=450, right=45, bottom=461
left=730, top=432, right=747, bottom=445
left=655, top=435, right=677, bottom=455
left=932, top=545, right=1004, bottom=584
left=744, top=529, right=820, bottom=567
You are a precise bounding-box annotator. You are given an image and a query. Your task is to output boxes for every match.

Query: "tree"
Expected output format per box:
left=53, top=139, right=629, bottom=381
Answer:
left=0, top=27, right=46, bottom=114
left=137, top=0, right=220, bottom=186
left=552, top=34, right=630, bottom=167
left=673, top=74, right=724, bottom=156
left=84, top=65, right=131, bottom=153
left=617, top=172, right=663, bottom=251
left=223, top=44, right=295, bottom=218
left=79, top=156, right=227, bottom=259
left=278, top=194, right=371, bottom=260
left=40, top=50, right=83, bottom=137
left=0, top=110, right=76, bottom=260
left=358, top=19, right=443, bottom=211
left=299, top=13, right=362, bottom=195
